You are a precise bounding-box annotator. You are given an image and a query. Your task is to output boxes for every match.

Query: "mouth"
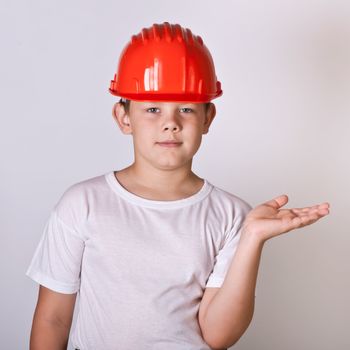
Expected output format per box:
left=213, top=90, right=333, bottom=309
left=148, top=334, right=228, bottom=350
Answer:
left=156, top=141, right=182, bottom=147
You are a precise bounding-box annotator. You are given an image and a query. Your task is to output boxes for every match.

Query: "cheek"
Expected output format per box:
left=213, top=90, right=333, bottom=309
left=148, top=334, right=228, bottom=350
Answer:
left=132, top=124, right=156, bottom=145
left=181, top=131, right=202, bottom=154
left=185, top=122, right=203, bottom=140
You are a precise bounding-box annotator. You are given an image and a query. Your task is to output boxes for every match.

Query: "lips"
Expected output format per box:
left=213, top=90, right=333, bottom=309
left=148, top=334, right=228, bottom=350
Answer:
left=156, top=140, right=182, bottom=147
left=156, top=139, right=182, bottom=145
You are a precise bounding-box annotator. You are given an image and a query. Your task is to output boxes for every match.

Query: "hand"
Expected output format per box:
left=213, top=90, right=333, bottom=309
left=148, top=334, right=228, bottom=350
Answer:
left=241, top=195, right=330, bottom=243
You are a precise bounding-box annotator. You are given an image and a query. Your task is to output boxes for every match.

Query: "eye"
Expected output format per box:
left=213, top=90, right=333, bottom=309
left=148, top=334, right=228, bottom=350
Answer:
left=146, top=107, right=160, bottom=113
left=180, top=107, right=194, bottom=113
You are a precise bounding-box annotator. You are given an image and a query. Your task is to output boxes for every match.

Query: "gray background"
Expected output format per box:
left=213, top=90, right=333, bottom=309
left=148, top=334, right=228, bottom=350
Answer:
left=1, top=0, right=349, bottom=349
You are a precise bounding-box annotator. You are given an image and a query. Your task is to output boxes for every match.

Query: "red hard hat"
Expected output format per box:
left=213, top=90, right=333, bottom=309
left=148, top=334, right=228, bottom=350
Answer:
left=109, top=22, right=222, bottom=102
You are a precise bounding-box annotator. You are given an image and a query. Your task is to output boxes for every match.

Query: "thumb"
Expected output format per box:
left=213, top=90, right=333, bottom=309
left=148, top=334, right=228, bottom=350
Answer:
left=263, top=194, right=289, bottom=209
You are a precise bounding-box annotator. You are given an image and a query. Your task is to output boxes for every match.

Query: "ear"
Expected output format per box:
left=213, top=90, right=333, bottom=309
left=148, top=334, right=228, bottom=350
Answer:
left=112, top=102, right=132, bottom=134
left=202, top=103, right=216, bottom=134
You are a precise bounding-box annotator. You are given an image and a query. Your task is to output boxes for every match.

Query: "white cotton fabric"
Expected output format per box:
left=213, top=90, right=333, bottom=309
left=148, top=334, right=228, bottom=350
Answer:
left=26, top=171, right=252, bottom=350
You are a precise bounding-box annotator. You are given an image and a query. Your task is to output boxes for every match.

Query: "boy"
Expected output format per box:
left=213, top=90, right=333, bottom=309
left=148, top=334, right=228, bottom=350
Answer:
left=26, top=22, right=330, bottom=350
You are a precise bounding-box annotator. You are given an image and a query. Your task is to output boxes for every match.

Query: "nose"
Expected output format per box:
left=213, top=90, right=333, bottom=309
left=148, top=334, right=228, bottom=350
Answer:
left=162, top=112, right=181, bottom=132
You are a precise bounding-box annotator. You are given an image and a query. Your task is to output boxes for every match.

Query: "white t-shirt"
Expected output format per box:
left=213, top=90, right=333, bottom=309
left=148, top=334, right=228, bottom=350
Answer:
left=26, top=171, right=252, bottom=350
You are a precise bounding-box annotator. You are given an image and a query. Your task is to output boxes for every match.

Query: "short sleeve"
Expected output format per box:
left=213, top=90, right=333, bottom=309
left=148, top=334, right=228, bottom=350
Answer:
left=26, top=210, right=85, bottom=294
left=205, top=200, right=252, bottom=288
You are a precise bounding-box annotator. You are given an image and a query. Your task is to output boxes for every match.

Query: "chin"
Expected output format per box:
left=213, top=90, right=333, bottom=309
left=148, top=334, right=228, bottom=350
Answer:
left=155, top=163, right=182, bottom=170
left=153, top=159, right=188, bottom=170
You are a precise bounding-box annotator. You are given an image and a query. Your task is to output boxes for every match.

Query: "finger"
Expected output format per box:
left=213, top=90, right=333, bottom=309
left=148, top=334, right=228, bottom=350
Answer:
left=298, top=208, right=323, bottom=216
left=276, top=209, right=298, bottom=219
left=291, top=203, right=330, bottom=214
left=318, top=207, right=330, bottom=215
left=319, top=202, right=330, bottom=208
left=285, top=215, right=316, bottom=231
left=292, top=206, right=319, bottom=213
left=294, top=211, right=327, bottom=227
left=303, top=206, right=330, bottom=215
left=263, top=194, right=289, bottom=209
left=278, top=207, right=329, bottom=234
left=300, top=213, right=322, bottom=226
left=278, top=208, right=319, bottom=218
left=296, top=207, right=330, bottom=218
left=318, top=203, right=330, bottom=212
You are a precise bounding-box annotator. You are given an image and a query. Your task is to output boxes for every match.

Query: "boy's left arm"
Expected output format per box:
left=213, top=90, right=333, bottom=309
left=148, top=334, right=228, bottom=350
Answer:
left=199, top=194, right=330, bottom=350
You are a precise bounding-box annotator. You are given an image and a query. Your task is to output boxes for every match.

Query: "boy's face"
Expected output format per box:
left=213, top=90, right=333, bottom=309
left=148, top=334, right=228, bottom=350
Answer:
left=112, top=100, right=216, bottom=171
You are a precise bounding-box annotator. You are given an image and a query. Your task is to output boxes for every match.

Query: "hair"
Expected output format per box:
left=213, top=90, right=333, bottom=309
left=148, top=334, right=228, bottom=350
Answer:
left=118, top=98, right=211, bottom=115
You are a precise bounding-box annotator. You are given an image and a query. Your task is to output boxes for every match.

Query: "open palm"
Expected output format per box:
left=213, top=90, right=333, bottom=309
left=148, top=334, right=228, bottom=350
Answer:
left=242, top=195, right=330, bottom=243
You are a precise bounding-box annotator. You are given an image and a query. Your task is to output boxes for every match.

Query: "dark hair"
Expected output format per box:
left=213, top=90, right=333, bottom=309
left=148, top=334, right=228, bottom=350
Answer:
left=118, top=98, right=211, bottom=114
left=118, top=98, right=131, bottom=114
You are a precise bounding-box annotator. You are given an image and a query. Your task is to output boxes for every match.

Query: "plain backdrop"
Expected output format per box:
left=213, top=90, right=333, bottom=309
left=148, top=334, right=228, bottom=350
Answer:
left=1, top=0, right=349, bottom=349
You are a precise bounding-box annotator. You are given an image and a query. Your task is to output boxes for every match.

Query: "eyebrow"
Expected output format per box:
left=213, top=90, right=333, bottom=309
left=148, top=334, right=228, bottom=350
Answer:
left=142, top=103, right=198, bottom=107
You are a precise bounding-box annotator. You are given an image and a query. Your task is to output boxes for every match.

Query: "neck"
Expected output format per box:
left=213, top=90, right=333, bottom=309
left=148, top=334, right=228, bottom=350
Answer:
left=125, top=161, right=200, bottom=192
left=113, top=155, right=206, bottom=201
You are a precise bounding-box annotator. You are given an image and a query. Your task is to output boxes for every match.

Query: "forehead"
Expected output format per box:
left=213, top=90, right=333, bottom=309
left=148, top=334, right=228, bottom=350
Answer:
left=131, top=100, right=204, bottom=108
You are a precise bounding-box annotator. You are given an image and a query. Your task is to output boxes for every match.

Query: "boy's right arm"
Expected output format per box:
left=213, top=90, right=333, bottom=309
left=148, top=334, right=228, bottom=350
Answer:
left=29, top=285, right=77, bottom=350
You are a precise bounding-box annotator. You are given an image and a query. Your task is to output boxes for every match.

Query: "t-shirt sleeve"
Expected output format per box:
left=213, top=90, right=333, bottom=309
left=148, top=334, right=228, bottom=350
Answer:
left=26, top=185, right=87, bottom=294
left=205, top=199, right=252, bottom=288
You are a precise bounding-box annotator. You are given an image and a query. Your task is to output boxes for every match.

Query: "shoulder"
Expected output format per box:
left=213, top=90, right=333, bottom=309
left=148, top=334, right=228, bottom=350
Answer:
left=207, top=180, right=253, bottom=215
left=53, top=172, right=109, bottom=227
